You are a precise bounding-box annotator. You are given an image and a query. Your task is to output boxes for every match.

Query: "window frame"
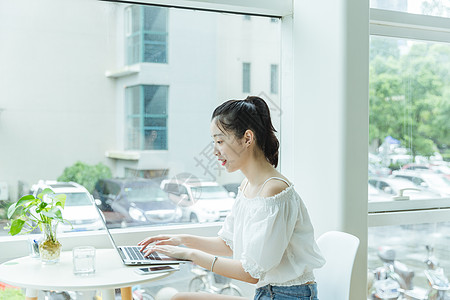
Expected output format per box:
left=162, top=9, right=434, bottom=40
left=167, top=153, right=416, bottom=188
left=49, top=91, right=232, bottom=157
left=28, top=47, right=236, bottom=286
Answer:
left=242, top=62, right=251, bottom=93
left=125, top=5, right=169, bottom=65
left=368, top=8, right=450, bottom=225
left=270, top=64, right=279, bottom=94
left=125, top=84, right=169, bottom=151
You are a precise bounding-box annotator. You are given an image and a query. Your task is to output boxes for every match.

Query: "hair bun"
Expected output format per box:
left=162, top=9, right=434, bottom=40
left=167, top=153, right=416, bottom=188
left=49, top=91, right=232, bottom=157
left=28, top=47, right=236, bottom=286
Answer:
left=212, top=96, right=279, bottom=167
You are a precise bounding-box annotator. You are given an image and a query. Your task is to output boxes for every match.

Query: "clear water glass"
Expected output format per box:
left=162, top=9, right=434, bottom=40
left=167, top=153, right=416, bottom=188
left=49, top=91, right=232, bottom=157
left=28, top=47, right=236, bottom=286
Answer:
left=72, top=246, right=96, bottom=276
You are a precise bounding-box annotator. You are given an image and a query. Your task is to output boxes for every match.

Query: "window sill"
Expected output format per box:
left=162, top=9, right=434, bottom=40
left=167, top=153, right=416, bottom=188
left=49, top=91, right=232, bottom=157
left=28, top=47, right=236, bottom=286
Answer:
left=105, top=150, right=140, bottom=161
left=0, top=222, right=223, bottom=262
left=105, top=64, right=140, bottom=78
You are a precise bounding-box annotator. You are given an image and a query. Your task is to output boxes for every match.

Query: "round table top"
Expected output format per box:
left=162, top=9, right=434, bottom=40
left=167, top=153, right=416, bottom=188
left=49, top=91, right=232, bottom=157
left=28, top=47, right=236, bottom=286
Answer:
left=0, top=249, right=174, bottom=291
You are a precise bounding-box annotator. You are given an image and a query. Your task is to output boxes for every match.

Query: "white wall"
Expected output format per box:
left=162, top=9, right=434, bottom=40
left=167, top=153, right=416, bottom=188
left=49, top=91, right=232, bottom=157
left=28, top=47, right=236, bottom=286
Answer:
left=286, top=0, right=369, bottom=299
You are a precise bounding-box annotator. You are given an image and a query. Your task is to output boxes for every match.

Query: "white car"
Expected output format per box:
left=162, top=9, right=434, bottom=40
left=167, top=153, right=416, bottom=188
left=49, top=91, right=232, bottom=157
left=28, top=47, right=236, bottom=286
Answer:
left=160, top=178, right=235, bottom=223
left=392, top=171, right=450, bottom=198
left=30, top=180, right=104, bottom=232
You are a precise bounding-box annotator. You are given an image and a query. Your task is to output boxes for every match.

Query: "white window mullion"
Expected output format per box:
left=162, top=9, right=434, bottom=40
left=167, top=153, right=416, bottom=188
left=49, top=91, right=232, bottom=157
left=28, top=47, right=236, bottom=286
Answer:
left=370, top=8, right=450, bottom=43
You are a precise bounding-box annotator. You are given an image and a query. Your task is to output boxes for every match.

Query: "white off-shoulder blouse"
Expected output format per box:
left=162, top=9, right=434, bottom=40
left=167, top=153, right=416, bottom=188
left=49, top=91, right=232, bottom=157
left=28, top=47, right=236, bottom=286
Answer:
left=218, top=179, right=325, bottom=288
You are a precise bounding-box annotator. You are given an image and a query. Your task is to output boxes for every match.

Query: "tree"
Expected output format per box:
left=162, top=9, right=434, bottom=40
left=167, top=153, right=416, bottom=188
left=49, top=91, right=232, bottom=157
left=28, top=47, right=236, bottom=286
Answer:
left=58, top=161, right=112, bottom=193
left=369, top=37, right=450, bottom=160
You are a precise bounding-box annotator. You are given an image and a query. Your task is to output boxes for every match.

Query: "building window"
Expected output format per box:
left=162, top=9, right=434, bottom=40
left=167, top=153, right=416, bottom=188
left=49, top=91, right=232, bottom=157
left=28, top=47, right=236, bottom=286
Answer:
left=270, top=64, right=279, bottom=94
left=125, top=5, right=168, bottom=64
left=125, top=85, right=168, bottom=150
left=242, top=62, right=251, bottom=93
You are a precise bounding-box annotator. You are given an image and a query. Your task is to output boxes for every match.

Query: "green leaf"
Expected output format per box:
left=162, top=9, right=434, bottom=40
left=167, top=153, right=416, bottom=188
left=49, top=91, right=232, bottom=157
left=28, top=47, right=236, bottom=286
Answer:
left=7, top=203, right=18, bottom=219
left=41, top=210, right=57, bottom=219
left=54, top=194, right=66, bottom=208
left=52, top=207, right=63, bottom=220
left=16, top=194, right=35, bottom=206
left=41, top=206, right=63, bottom=220
left=9, top=219, right=25, bottom=236
left=37, top=188, right=54, bottom=200
left=38, top=202, right=48, bottom=210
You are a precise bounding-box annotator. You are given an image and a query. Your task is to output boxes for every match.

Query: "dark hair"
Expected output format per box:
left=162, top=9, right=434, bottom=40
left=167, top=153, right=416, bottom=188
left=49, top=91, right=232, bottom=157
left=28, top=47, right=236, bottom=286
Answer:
left=211, top=96, right=279, bottom=167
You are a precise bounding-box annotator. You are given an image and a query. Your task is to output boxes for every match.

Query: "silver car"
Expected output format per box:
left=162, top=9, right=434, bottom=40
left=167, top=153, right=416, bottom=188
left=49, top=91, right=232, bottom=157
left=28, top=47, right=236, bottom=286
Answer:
left=369, top=177, right=441, bottom=201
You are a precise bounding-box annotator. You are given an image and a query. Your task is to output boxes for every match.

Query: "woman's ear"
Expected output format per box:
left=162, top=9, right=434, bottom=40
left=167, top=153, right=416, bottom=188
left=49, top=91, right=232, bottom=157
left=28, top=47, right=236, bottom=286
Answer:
left=243, top=129, right=254, bottom=146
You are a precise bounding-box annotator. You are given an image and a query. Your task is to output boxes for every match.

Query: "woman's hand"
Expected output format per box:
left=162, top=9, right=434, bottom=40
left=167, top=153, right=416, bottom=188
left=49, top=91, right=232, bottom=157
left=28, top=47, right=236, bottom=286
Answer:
left=143, top=245, right=194, bottom=260
left=138, top=234, right=184, bottom=252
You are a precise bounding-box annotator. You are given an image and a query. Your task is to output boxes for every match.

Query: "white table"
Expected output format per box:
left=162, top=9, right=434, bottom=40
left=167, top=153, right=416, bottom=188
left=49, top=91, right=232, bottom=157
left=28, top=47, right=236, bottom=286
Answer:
left=0, top=249, right=175, bottom=300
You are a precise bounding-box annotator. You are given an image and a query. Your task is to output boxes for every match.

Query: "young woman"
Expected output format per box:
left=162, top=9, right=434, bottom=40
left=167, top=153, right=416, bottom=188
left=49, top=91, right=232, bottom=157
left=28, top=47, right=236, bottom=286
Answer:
left=138, top=96, right=325, bottom=300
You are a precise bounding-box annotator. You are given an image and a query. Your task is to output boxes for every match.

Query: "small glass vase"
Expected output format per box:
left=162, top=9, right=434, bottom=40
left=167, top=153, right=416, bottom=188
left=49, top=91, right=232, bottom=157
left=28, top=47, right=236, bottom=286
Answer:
left=39, top=221, right=62, bottom=264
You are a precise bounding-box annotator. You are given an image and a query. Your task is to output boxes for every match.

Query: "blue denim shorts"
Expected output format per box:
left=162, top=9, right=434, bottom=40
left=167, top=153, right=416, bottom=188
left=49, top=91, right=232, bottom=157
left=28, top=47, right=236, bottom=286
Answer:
left=254, top=283, right=318, bottom=300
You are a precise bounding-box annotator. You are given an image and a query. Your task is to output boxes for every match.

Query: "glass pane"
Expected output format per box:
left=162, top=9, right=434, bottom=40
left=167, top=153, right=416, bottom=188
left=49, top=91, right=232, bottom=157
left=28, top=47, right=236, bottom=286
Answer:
left=126, top=117, right=141, bottom=150
left=131, top=5, right=141, bottom=33
left=368, top=223, right=450, bottom=298
left=144, top=129, right=167, bottom=150
left=143, top=85, right=167, bottom=115
left=126, top=86, right=141, bottom=115
left=144, top=33, right=167, bottom=43
left=126, top=35, right=141, bottom=65
left=144, top=117, right=166, bottom=127
left=143, top=6, right=167, bottom=32
left=143, top=44, right=167, bottom=63
left=369, top=36, right=450, bottom=205
left=370, top=0, right=450, bottom=18
left=0, top=0, right=281, bottom=238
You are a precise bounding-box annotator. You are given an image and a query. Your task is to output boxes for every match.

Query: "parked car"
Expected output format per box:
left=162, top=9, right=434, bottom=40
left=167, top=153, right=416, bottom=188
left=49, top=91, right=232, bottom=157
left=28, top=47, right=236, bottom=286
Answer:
left=29, top=180, right=103, bottom=233
left=401, top=163, right=450, bottom=180
left=160, top=177, right=235, bottom=223
left=369, top=163, right=392, bottom=177
left=93, top=178, right=182, bottom=228
left=368, top=183, right=391, bottom=202
left=222, top=183, right=240, bottom=198
left=391, top=171, right=450, bottom=197
left=369, top=177, right=441, bottom=200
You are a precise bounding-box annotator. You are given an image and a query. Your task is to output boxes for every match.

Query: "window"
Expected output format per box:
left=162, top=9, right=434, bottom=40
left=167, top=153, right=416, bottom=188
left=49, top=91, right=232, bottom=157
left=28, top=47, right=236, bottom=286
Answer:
left=2, top=1, right=283, bottom=297
left=125, top=5, right=168, bottom=64
left=270, top=64, right=279, bottom=94
left=370, top=0, right=450, bottom=17
left=368, top=36, right=450, bottom=208
left=242, top=62, right=251, bottom=93
left=368, top=5, right=450, bottom=298
left=1, top=0, right=281, bottom=237
left=126, top=85, right=168, bottom=151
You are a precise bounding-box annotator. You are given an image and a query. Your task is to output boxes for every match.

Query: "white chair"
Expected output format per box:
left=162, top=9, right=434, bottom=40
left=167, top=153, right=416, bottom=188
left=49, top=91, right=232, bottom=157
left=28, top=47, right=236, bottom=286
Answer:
left=315, top=231, right=360, bottom=300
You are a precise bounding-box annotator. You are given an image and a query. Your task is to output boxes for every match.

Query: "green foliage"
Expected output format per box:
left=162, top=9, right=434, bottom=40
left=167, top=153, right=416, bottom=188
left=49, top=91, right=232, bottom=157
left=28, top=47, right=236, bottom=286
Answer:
left=388, top=162, right=402, bottom=171
left=0, top=288, right=25, bottom=300
left=369, top=38, right=450, bottom=159
left=57, top=161, right=112, bottom=193
left=6, top=189, right=67, bottom=236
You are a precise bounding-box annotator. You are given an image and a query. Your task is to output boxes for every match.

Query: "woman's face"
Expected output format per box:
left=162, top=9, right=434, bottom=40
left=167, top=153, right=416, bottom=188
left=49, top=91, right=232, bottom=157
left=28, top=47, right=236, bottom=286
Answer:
left=210, top=120, right=248, bottom=173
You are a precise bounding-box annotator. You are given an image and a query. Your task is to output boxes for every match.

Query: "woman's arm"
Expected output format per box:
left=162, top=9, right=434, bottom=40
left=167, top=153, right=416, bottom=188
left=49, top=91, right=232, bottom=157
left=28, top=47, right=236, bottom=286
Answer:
left=139, top=234, right=232, bottom=256
left=181, top=235, right=233, bottom=256
left=147, top=245, right=257, bottom=284
left=190, top=249, right=258, bottom=284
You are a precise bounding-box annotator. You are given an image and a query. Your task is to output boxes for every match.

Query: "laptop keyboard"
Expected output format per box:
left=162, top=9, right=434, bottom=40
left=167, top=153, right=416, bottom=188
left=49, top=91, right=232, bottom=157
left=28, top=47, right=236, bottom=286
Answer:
left=125, top=246, right=162, bottom=261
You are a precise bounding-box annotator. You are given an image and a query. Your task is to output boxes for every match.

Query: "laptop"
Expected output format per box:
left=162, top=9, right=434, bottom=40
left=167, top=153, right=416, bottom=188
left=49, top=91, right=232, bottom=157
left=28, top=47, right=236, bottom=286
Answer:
left=95, top=204, right=189, bottom=266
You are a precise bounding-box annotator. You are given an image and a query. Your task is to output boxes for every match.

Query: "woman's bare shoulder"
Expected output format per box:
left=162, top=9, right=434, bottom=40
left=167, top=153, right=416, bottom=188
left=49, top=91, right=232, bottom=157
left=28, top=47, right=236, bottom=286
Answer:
left=259, top=177, right=291, bottom=198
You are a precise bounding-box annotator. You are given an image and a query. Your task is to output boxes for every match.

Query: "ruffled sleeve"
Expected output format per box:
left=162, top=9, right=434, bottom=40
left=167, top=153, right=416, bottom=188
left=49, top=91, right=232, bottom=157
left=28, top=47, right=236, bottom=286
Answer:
left=240, top=189, right=299, bottom=279
left=218, top=205, right=235, bottom=250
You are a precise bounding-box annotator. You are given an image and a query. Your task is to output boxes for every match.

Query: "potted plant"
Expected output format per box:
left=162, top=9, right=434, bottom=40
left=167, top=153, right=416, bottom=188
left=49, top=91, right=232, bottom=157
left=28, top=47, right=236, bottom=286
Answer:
left=7, top=188, right=68, bottom=264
